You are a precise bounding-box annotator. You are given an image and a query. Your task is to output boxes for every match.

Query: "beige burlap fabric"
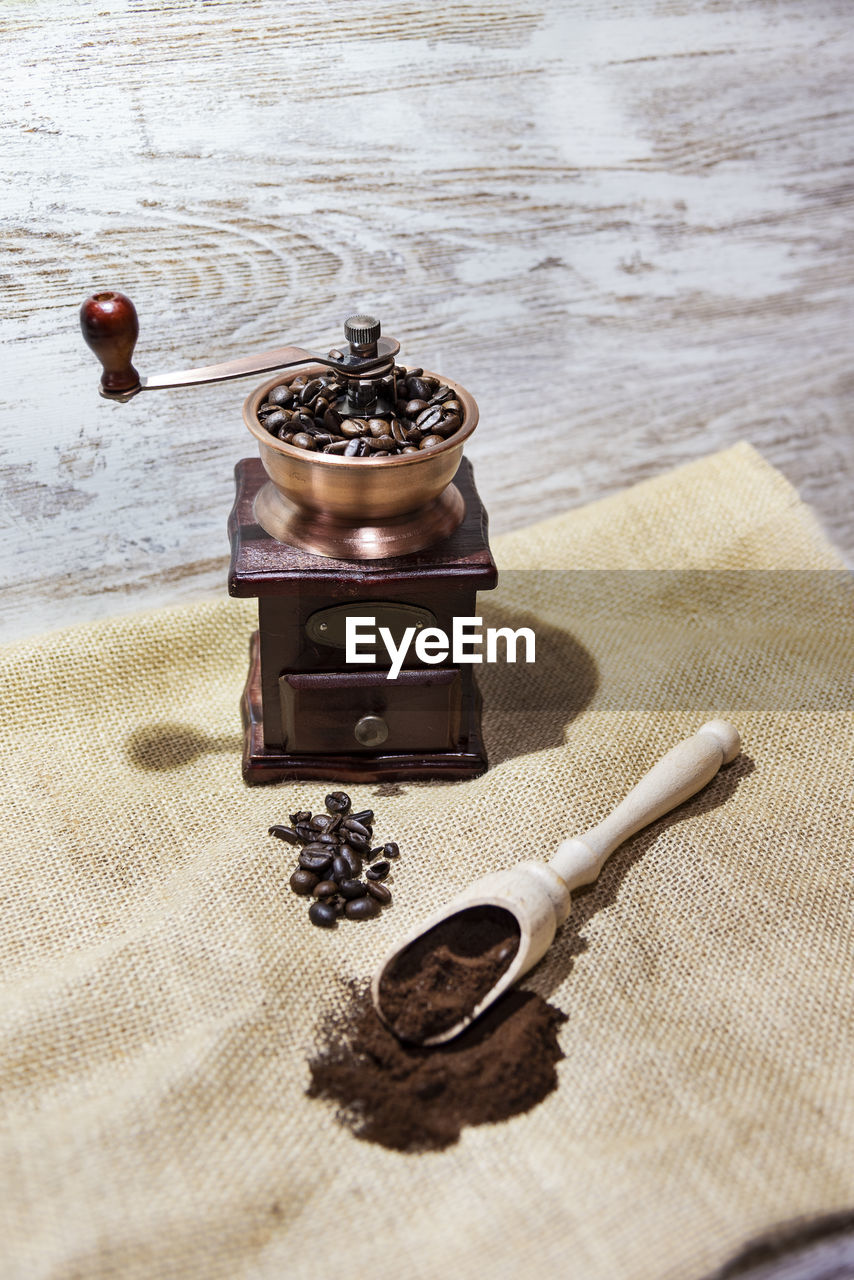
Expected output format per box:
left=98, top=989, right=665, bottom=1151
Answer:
left=1, top=442, right=852, bottom=1280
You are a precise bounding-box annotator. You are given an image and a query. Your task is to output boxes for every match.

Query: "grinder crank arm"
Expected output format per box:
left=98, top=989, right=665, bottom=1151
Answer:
left=80, top=290, right=400, bottom=401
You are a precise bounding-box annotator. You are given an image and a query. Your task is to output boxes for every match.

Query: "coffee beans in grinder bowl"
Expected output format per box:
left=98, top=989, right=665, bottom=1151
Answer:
left=256, top=365, right=465, bottom=458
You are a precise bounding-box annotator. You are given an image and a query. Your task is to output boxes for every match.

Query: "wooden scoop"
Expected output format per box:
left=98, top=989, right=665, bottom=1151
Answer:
left=372, top=720, right=741, bottom=1045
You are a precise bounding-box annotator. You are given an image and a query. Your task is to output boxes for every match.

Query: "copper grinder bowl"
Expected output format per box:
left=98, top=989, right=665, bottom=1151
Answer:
left=243, top=368, right=479, bottom=559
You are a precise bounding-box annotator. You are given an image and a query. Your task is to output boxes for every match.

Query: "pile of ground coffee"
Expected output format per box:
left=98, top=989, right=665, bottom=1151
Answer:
left=307, top=983, right=566, bottom=1152
left=377, top=905, right=521, bottom=1042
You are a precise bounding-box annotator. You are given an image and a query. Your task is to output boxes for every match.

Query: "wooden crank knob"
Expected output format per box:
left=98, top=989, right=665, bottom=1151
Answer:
left=80, top=290, right=141, bottom=396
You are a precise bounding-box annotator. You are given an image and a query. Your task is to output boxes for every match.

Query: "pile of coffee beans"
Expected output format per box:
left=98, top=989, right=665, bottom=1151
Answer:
left=269, top=791, right=400, bottom=927
left=256, top=366, right=463, bottom=458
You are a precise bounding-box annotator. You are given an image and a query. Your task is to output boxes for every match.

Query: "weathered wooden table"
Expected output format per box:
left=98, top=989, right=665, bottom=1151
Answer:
left=1, top=1, right=852, bottom=642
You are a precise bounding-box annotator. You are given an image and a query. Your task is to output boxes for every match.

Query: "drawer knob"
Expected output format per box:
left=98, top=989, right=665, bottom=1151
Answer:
left=354, top=714, right=389, bottom=748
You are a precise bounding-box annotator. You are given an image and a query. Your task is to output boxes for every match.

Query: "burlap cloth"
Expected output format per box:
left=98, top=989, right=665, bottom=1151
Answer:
left=1, top=442, right=852, bottom=1280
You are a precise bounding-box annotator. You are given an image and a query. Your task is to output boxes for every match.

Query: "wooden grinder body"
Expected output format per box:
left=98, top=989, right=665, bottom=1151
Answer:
left=229, top=456, right=497, bottom=784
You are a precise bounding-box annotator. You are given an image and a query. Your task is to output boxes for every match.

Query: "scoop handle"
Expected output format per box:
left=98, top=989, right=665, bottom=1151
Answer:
left=550, top=720, right=740, bottom=891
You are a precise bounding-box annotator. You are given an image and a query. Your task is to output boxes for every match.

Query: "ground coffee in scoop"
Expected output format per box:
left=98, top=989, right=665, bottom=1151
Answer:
left=377, top=905, right=521, bottom=1042
left=307, top=984, right=566, bottom=1152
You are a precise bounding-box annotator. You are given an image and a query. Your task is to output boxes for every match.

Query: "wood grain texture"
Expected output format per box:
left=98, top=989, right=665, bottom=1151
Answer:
left=1, top=0, right=852, bottom=641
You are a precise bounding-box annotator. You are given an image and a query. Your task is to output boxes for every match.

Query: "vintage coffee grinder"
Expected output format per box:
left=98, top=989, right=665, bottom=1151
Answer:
left=81, top=292, right=497, bottom=784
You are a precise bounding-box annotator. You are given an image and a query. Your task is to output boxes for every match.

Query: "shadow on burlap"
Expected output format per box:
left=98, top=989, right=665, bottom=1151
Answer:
left=0, top=443, right=852, bottom=1280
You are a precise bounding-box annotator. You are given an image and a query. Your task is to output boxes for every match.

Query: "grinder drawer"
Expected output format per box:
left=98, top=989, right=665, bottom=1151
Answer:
left=279, top=668, right=462, bottom=753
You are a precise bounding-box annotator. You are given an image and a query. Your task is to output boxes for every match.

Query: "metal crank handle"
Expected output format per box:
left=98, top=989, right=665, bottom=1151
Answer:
left=549, top=720, right=741, bottom=893
left=79, top=291, right=400, bottom=401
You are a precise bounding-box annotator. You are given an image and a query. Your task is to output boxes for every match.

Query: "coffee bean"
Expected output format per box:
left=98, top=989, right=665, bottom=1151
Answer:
left=309, top=900, right=339, bottom=927
left=342, top=830, right=369, bottom=853
left=341, top=417, right=369, bottom=437
left=338, top=845, right=363, bottom=877
left=415, top=405, right=445, bottom=432
left=299, top=849, right=333, bottom=874
left=289, top=868, right=318, bottom=895
left=268, top=824, right=300, bottom=844
left=428, top=384, right=454, bottom=405
left=325, top=792, right=351, bottom=814
left=339, top=879, right=368, bottom=899
left=344, top=896, right=381, bottom=921
left=302, top=840, right=334, bottom=855
left=312, top=880, right=339, bottom=898
left=366, top=880, right=392, bottom=904
left=366, top=860, right=390, bottom=881
left=310, top=813, right=333, bottom=830
left=343, top=439, right=362, bottom=457
left=419, top=435, right=444, bottom=450
left=383, top=842, right=400, bottom=859
left=367, top=435, right=395, bottom=452
left=342, top=818, right=371, bottom=840
left=290, top=811, right=311, bottom=825
left=262, top=408, right=289, bottom=432
left=300, top=378, right=324, bottom=404
left=351, top=810, right=374, bottom=826
left=324, top=406, right=343, bottom=430
left=403, top=399, right=428, bottom=418
left=324, top=439, right=350, bottom=454
left=325, top=812, right=343, bottom=834
left=295, top=824, right=314, bottom=843
left=267, top=384, right=294, bottom=407
left=407, top=376, right=435, bottom=400
left=401, top=445, right=420, bottom=454
left=291, top=432, right=316, bottom=450
left=331, top=854, right=351, bottom=882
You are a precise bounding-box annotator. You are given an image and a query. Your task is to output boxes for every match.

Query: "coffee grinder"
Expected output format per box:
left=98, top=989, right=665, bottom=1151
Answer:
left=81, top=292, right=497, bottom=784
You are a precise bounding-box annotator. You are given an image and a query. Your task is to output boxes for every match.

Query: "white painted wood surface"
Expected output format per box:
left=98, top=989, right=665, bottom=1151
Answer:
left=2, top=0, right=852, bottom=643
